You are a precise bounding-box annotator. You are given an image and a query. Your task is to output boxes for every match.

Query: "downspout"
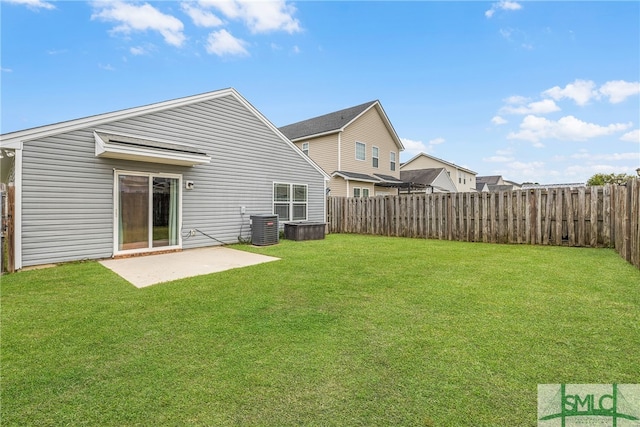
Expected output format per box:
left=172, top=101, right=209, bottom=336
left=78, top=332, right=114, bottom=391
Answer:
left=14, top=148, right=22, bottom=270
left=337, top=131, right=341, bottom=171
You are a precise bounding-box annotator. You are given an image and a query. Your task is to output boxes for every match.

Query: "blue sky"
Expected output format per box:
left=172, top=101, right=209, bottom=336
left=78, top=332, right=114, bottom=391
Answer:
left=2, top=0, right=639, bottom=184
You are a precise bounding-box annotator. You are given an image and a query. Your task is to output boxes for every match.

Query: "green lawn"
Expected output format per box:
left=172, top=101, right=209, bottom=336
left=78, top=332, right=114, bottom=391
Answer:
left=2, top=235, right=638, bottom=426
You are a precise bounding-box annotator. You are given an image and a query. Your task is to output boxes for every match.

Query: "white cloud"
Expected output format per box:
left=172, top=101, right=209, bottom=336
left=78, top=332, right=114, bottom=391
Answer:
left=500, top=99, right=560, bottom=115
left=181, top=2, right=223, bottom=28
left=205, top=0, right=301, bottom=34
left=483, top=155, right=514, bottom=162
left=504, top=95, right=529, bottom=105
left=599, top=80, right=640, bottom=104
left=400, top=137, right=447, bottom=160
left=485, top=0, right=522, bottom=18
left=292, top=45, right=300, bottom=54
left=206, top=29, right=249, bottom=57
left=4, top=0, right=55, bottom=10
left=503, top=161, right=546, bottom=178
left=564, top=164, right=636, bottom=178
left=491, top=116, right=508, bottom=125
left=507, top=115, right=632, bottom=144
left=570, top=152, right=639, bottom=161
left=620, top=129, right=640, bottom=143
left=400, top=138, right=429, bottom=157
left=130, top=46, right=146, bottom=55
left=91, top=1, right=186, bottom=47
left=98, top=63, right=115, bottom=71
left=542, top=79, right=598, bottom=106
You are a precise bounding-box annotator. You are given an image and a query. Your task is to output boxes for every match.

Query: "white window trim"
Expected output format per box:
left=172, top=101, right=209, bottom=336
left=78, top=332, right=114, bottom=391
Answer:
left=113, top=170, right=183, bottom=256
left=390, top=151, right=396, bottom=171
left=362, top=188, right=370, bottom=198
left=355, top=141, right=366, bottom=161
left=353, top=187, right=361, bottom=198
left=301, top=142, right=309, bottom=156
left=372, top=146, right=379, bottom=168
left=272, top=182, right=308, bottom=222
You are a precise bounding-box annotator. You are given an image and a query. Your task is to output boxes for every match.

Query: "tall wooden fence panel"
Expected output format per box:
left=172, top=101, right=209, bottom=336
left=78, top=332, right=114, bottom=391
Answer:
left=327, top=180, right=640, bottom=269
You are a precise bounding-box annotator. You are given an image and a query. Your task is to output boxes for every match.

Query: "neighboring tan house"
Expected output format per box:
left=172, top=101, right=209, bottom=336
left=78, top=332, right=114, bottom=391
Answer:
left=400, top=153, right=477, bottom=192
left=476, top=175, right=521, bottom=192
left=0, top=88, right=329, bottom=270
left=279, top=100, right=405, bottom=197
left=399, top=168, right=457, bottom=193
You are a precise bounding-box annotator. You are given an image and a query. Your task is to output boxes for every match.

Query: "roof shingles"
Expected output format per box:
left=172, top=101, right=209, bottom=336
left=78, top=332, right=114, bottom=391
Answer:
left=279, top=101, right=377, bottom=140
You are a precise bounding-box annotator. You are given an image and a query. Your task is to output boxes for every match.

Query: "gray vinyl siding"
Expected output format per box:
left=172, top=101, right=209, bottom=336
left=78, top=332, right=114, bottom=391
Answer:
left=20, top=94, right=325, bottom=267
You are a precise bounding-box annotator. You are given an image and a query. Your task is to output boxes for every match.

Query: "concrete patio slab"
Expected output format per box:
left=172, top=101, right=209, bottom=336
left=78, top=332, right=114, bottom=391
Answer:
left=99, top=246, right=280, bottom=288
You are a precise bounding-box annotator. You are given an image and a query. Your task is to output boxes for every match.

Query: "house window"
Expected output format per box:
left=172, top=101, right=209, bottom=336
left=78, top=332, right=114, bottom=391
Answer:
left=356, top=142, right=366, bottom=161
left=273, top=182, right=307, bottom=222
left=390, top=151, right=396, bottom=171
left=372, top=146, right=379, bottom=168
left=301, top=142, right=309, bottom=156
left=353, top=187, right=369, bottom=198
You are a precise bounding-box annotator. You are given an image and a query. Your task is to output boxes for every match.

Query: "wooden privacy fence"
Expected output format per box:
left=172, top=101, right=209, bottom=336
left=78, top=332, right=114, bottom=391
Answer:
left=327, top=179, right=640, bottom=269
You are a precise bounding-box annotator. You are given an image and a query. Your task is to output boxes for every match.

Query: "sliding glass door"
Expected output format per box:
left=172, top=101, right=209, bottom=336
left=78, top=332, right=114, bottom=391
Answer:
left=116, top=172, right=181, bottom=253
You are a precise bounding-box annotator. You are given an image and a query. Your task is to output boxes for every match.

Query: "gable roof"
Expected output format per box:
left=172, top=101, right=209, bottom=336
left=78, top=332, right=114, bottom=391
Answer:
left=0, top=88, right=330, bottom=179
left=476, top=175, right=502, bottom=185
left=400, top=168, right=446, bottom=186
left=401, top=152, right=477, bottom=175
left=476, top=182, right=489, bottom=192
left=331, top=171, right=407, bottom=187
left=279, top=100, right=404, bottom=150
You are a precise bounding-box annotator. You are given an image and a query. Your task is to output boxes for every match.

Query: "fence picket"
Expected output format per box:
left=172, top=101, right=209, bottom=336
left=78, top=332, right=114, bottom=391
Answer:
left=326, top=179, right=639, bottom=269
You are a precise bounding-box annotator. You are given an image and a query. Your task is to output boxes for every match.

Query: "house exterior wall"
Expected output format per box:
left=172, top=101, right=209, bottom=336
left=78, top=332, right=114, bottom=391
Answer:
left=328, top=177, right=348, bottom=197
left=401, top=155, right=476, bottom=193
left=298, top=107, right=401, bottom=198
left=401, top=155, right=447, bottom=171
left=340, top=107, right=400, bottom=179
left=18, top=94, right=326, bottom=267
left=294, top=133, right=338, bottom=173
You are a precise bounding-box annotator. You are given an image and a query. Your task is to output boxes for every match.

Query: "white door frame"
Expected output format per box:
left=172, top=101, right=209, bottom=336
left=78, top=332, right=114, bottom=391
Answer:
left=113, top=170, right=183, bottom=256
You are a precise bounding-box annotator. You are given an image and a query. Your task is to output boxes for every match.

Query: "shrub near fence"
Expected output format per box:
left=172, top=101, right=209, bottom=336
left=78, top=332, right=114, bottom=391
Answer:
left=327, top=179, right=640, bottom=269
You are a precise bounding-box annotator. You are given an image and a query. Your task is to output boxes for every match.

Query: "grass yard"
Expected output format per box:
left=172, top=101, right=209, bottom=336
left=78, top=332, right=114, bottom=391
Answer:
left=1, top=234, right=639, bottom=426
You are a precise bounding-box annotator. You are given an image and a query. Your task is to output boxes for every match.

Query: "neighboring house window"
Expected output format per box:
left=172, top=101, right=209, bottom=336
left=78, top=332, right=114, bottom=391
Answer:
left=301, top=142, right=309, bottom=156
left=372, top=146, right=379, bottom=168
left=273, top=182, right=307, bottom=222
left=356, top=142, right=366, bottom=161
left=353, top=187, right=369, bottom=198
left=390, top=152, right=396, bottom=171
